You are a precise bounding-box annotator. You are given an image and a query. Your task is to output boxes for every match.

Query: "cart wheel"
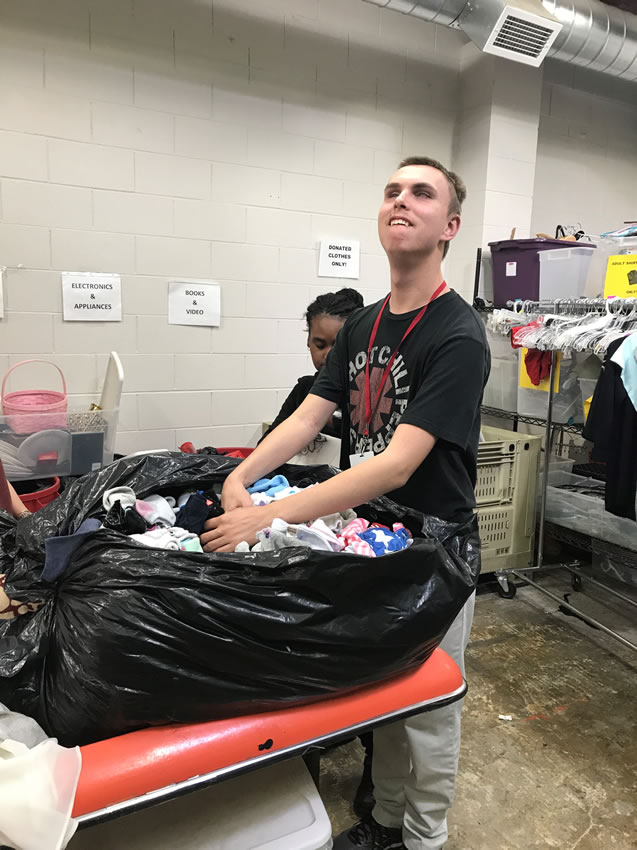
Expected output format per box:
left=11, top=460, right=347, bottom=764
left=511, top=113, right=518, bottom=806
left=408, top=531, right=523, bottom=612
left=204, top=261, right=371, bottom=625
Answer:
left=571, top=573, right=582, bottom=592
left=496, top=579, right=517, bottom=599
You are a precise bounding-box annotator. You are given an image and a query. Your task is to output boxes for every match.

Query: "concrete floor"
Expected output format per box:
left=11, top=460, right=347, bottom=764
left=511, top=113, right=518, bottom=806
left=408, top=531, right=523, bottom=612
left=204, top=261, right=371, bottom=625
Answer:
left=322, top=573, right=637, bottom=850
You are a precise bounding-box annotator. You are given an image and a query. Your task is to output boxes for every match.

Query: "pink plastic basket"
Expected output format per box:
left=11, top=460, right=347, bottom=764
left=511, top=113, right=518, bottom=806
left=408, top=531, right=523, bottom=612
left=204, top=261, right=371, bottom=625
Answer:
left=1, top=360, right=68, bottom=434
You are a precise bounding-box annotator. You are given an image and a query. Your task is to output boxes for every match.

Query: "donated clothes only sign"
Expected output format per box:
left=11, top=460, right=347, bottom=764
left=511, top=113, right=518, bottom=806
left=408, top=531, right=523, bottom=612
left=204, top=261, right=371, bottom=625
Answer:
left=318, top=239, right=360, bottom=279
left=62, top=272, right=122, bottom=321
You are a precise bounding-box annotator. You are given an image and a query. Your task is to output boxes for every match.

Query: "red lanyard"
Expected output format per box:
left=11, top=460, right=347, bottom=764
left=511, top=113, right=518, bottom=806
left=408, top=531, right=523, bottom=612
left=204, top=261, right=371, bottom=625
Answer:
left=363, top=281, right=447, bottom=437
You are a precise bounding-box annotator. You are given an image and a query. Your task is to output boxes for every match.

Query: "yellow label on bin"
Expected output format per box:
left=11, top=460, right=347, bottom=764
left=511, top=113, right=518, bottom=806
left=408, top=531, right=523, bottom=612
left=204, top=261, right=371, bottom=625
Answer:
left=604, top=254, right=637, bottom=298
left=519, top=348, right=561, bottom=392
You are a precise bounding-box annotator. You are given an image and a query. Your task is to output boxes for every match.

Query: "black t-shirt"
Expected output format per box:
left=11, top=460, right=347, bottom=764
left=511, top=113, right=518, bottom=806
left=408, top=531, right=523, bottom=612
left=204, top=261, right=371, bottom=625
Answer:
left=311, top=291, right=490, bottom=522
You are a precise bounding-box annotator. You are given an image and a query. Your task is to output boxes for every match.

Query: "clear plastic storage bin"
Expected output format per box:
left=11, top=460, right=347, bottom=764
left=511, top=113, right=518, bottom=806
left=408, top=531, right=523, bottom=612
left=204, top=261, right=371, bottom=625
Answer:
left=483, top=358, right=518, bottom=412
left=538, top=245, right=596, bottom=300
left=577, top=377, right=597, bottom=417
left=69, top=758, right=333, bottom=850
left=517, top=352, right=583, bottom=424
left=545, top=470, right=637, bottom=552
left=0, top=407, right=118, bottom=480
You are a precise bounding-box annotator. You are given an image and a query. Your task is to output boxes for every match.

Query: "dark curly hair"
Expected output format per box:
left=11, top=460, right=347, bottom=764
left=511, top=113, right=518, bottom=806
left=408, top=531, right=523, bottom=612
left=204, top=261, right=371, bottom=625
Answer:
left=305, top=287, right=364, bottom=331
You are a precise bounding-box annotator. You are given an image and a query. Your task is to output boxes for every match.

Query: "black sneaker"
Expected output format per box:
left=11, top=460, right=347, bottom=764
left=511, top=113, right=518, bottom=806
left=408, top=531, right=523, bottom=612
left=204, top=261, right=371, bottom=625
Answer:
left=333, top=817, right=406, bottom=849
left=353, top=743, right=375, bottom=819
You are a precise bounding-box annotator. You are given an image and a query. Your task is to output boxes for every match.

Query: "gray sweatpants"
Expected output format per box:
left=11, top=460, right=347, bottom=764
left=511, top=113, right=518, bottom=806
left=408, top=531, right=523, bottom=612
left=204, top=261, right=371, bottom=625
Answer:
left=372, top=591, right=476, bottom=850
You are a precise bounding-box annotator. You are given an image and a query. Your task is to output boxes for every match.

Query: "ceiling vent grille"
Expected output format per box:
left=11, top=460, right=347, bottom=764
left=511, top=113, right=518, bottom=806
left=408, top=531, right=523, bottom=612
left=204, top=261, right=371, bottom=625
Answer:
left=492, top=13, right=555, bottom=58
left=460, top=1, right=563, bottom=67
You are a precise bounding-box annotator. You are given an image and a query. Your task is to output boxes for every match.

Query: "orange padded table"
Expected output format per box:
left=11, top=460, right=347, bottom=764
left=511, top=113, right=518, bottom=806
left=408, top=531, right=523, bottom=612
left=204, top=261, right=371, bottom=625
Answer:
left=74, top=646, right=465, bottom=827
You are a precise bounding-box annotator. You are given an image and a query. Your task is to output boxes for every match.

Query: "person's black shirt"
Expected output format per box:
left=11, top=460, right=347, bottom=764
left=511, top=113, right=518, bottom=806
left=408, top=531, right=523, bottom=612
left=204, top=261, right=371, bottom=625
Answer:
left=311, top=291, right=490, bottom=522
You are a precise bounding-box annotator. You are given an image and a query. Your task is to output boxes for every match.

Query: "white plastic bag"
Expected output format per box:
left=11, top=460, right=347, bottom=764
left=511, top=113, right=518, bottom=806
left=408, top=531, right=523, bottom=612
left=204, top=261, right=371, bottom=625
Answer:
left=0, top=705, right=81, bottom=850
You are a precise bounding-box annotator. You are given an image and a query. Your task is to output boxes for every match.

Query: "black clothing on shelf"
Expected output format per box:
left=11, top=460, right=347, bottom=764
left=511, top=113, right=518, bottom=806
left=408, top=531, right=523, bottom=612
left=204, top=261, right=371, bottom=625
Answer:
left=583, top=337, right=637, bottom=521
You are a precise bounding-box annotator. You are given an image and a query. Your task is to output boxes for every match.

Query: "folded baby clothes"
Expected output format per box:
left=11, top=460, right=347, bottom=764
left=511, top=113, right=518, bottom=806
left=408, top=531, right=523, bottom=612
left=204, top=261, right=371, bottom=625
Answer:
left=250, top=485, right=305, bottom=507
left=103, top=501, right=147, bottom=535
left=102, top=486, right=136, bottom=512
left=340, top=518, right=375, bottom=557
left=247, top=475, right=289, bottom=497
left=130, top=526, right=202, bottom=552
left=130, top=527, right=180, bottom=551
left=175, top=492, right=209, bottom=535
left=135, top=494, right=176, bottom=528
left=180, top=536, right=203, bottom=553
left=357, top=523, right=412, bottom=557
left=319, top=509, right=357, bottom=533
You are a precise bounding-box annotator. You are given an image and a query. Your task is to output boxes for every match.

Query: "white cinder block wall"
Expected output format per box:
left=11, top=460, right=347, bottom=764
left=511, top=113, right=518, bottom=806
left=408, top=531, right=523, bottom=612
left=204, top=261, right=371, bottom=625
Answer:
left=531, top=61, right=637, bottom=238
left=0, top=0, right=465, bottom=453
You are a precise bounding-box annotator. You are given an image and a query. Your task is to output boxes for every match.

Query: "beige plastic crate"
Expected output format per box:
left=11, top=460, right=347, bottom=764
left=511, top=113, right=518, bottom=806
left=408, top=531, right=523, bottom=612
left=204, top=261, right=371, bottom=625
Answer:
left=477, top=425, right=542, bottom=574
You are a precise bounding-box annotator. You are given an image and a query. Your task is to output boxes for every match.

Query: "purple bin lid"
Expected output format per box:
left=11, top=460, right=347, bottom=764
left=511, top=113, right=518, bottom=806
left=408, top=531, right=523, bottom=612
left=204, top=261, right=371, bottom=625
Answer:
left=489, top=238, right=595, bottom=251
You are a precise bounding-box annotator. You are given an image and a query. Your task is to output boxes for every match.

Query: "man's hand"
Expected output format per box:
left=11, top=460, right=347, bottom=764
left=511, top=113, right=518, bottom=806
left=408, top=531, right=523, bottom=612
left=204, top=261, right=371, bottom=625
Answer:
left=200, top=505, right=271, bottom=553
left=221, top=475, right=253, bottom=512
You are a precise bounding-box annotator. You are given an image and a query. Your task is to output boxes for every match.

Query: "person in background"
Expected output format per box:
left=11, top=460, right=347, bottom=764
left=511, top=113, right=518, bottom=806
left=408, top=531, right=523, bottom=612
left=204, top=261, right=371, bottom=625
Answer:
left=260, top=288, right=363, bottom=441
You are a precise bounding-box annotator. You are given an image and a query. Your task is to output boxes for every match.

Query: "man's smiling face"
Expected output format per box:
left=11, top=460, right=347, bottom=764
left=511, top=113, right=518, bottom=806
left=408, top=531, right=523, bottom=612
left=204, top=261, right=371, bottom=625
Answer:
left=378, top=164, right=458, bottom=259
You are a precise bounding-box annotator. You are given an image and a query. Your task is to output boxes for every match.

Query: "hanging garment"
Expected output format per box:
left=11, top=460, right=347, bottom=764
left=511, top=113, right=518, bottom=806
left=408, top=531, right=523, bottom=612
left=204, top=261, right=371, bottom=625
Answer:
left=612, top=332, right=637, bottom=412
left=583, top=337, right=637, bottom=520
left=524, top=348, right=552, bottom=386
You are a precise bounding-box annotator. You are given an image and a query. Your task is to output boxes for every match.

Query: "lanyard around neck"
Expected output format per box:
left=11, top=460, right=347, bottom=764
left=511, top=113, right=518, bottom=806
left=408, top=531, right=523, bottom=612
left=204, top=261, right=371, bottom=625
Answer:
left=363, top=281, right=447, bottom=437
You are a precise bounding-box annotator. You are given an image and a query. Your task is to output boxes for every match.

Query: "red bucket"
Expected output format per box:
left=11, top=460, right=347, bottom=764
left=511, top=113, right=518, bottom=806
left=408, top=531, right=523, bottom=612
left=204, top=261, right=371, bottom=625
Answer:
left=1, top=360, right=68, bottom=434
left=13, top=477, right=61, bottom=512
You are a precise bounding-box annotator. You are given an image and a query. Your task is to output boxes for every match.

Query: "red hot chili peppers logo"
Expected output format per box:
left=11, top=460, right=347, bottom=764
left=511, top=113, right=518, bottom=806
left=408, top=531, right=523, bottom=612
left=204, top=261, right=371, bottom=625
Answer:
left=348, top=346, right=410, bottom=455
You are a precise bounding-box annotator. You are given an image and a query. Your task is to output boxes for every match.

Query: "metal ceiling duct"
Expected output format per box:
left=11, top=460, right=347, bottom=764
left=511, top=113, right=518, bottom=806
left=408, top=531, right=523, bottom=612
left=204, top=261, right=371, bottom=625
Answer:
left=364, top=0, right=637, bottom=80
left=458, top=0, right=563, bottom=67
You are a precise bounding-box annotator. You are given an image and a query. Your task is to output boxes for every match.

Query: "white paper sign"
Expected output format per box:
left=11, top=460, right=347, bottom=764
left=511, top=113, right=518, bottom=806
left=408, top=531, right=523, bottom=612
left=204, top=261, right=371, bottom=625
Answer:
left=318, top=239, right=360, bottom=279
left=62, top=272, right=122, bottom=321
left=506, top=261, right=517, bottom=277
left=168, top=281, right=220, bottom=327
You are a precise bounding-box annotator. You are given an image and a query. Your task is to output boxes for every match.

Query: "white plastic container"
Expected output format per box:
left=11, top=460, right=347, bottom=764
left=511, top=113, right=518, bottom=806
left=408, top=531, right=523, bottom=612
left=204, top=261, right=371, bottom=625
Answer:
left=69, top=758, right=333, bottom=850
left=584, top=235, right=637, bottom=298
left=482, top=358, right=518, bottom=412
left=0, top=407, right=118, bottom=480
left=545, top=471, right=637, bottom=552
left=538, top=245, right=595, bottom=300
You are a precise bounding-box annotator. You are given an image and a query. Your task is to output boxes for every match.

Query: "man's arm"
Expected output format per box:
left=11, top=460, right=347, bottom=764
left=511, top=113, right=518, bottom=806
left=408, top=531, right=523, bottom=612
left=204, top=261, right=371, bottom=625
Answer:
left=221, top=393, right=338, bottom=510
left=202, top=423, right=436, bottom=552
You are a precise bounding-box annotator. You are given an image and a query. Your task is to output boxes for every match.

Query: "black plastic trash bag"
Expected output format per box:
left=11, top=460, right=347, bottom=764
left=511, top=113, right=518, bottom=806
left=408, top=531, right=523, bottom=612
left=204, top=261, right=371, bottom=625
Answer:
left=0, top=453, right=480, bottom=747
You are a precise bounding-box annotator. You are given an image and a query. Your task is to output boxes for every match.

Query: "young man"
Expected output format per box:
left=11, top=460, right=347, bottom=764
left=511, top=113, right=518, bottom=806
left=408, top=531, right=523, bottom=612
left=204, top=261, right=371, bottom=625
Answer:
left=201, top=155, right=490, bottom=850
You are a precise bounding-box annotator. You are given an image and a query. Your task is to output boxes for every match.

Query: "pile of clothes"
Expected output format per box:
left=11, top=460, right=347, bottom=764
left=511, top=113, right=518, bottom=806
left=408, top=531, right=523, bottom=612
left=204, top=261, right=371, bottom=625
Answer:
left=238, top=475, right=413, bottom=557
left=100, top=485, right=225, bottom=552
left=41, top=473, right=413, bottom=585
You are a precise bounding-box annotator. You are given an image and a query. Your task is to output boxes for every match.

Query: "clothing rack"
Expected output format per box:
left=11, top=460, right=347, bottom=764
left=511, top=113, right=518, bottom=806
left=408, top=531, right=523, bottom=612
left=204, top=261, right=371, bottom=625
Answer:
left=506, top=297, right=637, bottom=316
left=493, top=296, right=637, bottom=652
